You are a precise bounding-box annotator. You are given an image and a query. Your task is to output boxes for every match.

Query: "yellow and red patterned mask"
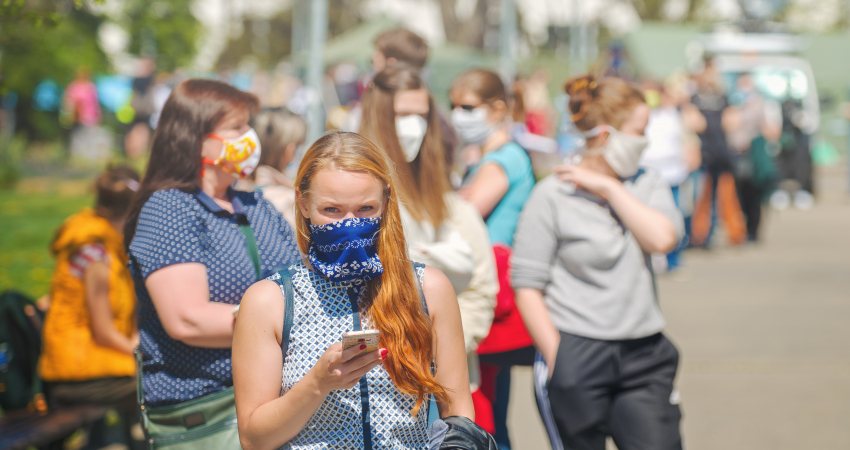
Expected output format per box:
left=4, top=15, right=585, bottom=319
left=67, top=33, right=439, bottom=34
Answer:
left=203, top=128, right=262, bottom=177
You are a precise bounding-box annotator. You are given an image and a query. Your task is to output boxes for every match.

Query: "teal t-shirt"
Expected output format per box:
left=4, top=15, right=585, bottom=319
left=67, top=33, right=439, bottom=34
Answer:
left=466, top=141, right=535, bottom=246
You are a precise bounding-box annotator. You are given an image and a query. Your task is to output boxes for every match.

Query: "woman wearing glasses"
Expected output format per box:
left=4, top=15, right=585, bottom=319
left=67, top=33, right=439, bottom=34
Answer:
left=449, top=68, right=536, bottom=449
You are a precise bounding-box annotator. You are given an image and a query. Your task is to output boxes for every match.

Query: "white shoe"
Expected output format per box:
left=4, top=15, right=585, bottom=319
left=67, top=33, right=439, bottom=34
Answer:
left=770, top=190, right=790, bottom=210
left=794, top=190, right=814, bottom=210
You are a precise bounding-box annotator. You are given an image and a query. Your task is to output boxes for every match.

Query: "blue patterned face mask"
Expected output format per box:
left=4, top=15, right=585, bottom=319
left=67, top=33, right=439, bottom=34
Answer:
left=308, top=217, right=384, bottom=283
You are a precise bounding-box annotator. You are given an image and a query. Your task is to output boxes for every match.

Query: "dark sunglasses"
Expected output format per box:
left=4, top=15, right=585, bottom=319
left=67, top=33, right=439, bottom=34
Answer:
left=450, top=103, right=482, bottom=111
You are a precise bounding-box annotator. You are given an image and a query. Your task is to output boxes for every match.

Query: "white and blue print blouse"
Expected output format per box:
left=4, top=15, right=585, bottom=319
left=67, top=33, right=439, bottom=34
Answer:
left=273, top=262, right=431, bottom=449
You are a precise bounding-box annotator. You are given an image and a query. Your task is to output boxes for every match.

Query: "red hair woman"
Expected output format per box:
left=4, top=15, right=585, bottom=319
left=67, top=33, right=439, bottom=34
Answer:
left=233, top=132, right=494, bottom=449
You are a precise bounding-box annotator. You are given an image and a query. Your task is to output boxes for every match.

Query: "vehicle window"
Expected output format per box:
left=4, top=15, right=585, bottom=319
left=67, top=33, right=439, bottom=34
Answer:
left=752, top=68, right=808, bottom=101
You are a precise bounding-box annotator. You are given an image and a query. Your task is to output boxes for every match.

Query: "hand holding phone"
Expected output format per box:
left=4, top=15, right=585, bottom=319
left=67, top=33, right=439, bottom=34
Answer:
left=310, top=330, right=385, bottom=394
left=342, top=329, right=381, bottom=353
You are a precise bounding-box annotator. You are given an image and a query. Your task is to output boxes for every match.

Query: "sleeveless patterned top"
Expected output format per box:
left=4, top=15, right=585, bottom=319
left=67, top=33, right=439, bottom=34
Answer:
left=271, top=262, right=430, bottom=449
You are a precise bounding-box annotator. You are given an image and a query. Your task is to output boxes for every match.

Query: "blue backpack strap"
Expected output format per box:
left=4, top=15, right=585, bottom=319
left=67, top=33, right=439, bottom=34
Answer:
left=412, top=262, right=428, bottom=315
left=413, top=261, right=442, bottom=427
left=270, top=267, right=295, bottom=356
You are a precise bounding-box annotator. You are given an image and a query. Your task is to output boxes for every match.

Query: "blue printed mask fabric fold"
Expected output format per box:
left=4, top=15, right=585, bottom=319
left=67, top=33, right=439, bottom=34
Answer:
left=308, top=217, right=384, bottom=283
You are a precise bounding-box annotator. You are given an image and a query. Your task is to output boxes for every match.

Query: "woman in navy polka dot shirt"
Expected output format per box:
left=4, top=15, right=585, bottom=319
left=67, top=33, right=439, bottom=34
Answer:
left=124, top=80, right=300, bottom=425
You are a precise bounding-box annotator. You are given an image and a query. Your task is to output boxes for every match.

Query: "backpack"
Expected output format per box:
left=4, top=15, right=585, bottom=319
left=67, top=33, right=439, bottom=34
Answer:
left=0, top=290, right=47, bottom=413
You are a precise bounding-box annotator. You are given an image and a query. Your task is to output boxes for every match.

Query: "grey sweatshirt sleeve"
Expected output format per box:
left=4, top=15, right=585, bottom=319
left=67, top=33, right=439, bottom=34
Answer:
left=511, top=178, right=559, bottom=291
left=642, top=171, right=685, bottom=242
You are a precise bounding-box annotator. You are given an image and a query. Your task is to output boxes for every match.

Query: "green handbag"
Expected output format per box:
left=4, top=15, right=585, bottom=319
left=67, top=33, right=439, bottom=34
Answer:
left=136, top=351, right=240, bottom=449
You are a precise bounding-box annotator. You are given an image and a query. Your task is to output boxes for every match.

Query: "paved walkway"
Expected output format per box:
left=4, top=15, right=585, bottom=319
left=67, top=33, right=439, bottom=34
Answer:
left=506, top=164, right=850, bottom=449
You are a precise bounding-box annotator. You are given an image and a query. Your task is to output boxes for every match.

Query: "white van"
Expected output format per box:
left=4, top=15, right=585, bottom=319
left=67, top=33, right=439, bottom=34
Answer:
left=690, top=28, right=819, bottom=134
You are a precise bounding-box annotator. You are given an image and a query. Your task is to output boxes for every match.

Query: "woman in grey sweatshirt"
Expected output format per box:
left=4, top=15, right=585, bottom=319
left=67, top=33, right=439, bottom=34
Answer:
left=512, top=75, right=685, bottom=450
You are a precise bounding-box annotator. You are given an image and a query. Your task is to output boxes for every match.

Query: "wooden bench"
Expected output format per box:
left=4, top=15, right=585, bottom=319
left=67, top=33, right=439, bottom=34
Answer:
left=0, top=405, right=108, bottom=450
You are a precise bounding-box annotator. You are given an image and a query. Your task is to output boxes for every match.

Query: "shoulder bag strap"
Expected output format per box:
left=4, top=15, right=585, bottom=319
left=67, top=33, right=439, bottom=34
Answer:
left=129, top=253, right=151, bottom=431
left=414, top=262, right=442, bottom=427
left=231, top=194, right=262, bottom=280
left=192, top=190, right=262, bottom=280
left=413, top=262, right=428, bottom=315
left=270, top=268, right=295, bottom=356
left=135, top=347, right=145, bottom=410
left=237, top=221, right=262, bottom=280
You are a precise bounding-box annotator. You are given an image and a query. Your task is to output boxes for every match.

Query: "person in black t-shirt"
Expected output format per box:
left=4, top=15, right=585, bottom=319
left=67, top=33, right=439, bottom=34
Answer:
left=689, top=59, right=746, bottom=248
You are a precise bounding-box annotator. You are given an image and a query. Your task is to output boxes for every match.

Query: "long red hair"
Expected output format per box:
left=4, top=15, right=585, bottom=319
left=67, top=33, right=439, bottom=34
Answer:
left=294, top=131, right=448, bottom=415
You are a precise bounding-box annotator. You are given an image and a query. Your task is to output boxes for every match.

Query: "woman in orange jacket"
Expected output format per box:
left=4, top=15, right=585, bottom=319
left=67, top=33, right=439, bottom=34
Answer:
left=39, top=165, right=141, bottom=447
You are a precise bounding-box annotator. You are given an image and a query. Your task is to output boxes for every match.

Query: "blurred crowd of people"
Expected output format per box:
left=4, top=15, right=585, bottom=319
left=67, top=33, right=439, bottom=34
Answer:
left=3, top=24, right=827, bottom=450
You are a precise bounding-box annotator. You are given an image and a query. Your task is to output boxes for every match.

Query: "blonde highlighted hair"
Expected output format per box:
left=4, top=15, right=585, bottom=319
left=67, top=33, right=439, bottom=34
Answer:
left=255, top=108, right=307, bottom=170
left=294, top=131, right=448, bottom=415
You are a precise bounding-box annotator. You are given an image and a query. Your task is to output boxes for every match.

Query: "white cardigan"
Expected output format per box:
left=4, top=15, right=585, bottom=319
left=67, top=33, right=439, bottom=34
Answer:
left=400, top=193, right=496, bottom=355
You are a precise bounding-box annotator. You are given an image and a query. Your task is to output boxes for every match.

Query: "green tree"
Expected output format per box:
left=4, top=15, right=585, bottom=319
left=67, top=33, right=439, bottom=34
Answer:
left=217, top=11, right=295, bottom=71
left=118, top=0, right=200, bottom=72
left=0, top=1, right=108, bottom=139
left=0, top=0, right=201, bottom=139
left=216, top=0, right=368, bottom=72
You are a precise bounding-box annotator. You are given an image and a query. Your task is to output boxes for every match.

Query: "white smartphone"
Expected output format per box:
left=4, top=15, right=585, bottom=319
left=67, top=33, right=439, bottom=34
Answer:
left=342, top=329, right=381, bottom=353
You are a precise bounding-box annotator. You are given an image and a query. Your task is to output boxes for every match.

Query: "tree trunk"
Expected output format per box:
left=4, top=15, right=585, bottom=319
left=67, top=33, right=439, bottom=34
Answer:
left=438, top=0, right=488, bottom=48
left=438, top=0, right=461, bottom=42
left=635, top=0, right=669, bottom=20
left=687, top=0, right=705, bottom=21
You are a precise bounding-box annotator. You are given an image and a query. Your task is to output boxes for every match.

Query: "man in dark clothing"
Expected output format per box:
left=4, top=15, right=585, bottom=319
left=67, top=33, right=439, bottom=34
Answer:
left=727, top=73, right=781, bottom=242
left=690, top=59, right=746, bottom=248
left=770, top=99, right=814, bottom=210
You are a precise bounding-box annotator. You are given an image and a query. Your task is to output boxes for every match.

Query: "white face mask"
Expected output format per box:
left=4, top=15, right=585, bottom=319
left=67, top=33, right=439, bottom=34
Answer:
left=206, top=128, right=262, bottom=178
left=395, top=115, right=428, bottom=162
left=584, top=125, right=648, bottom=178
left=451, top=106, right=494, bottom=145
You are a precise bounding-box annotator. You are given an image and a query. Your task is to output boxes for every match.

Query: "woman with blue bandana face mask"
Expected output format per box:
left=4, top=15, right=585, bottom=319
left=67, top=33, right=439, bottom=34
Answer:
left=512, top=75, right=686, bottom=450
left=233, top=132, right=493, bottom=449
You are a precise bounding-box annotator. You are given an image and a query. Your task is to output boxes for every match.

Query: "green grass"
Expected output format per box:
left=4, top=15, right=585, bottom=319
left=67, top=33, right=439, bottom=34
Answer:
left=0, top=188, right=92, bottom=299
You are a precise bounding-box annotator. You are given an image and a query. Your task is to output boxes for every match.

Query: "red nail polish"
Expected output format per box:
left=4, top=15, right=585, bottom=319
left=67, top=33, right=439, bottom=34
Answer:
left=359, top=344, right=367, bottom=350
left=379, top=348, right=388, bottom=360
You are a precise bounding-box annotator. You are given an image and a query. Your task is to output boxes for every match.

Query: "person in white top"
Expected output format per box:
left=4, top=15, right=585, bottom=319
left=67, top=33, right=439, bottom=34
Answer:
left=640, top=79, right=705, bottom=270
left=642, top=88, right=689, bottom=188
left=359, top=65, right=497, bottom=384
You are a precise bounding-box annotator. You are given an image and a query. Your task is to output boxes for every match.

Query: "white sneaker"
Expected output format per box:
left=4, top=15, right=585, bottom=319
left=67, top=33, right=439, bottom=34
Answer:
left=794, top=190, right=814, bottom=210
left=770, top=190, right=790, bottom=210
